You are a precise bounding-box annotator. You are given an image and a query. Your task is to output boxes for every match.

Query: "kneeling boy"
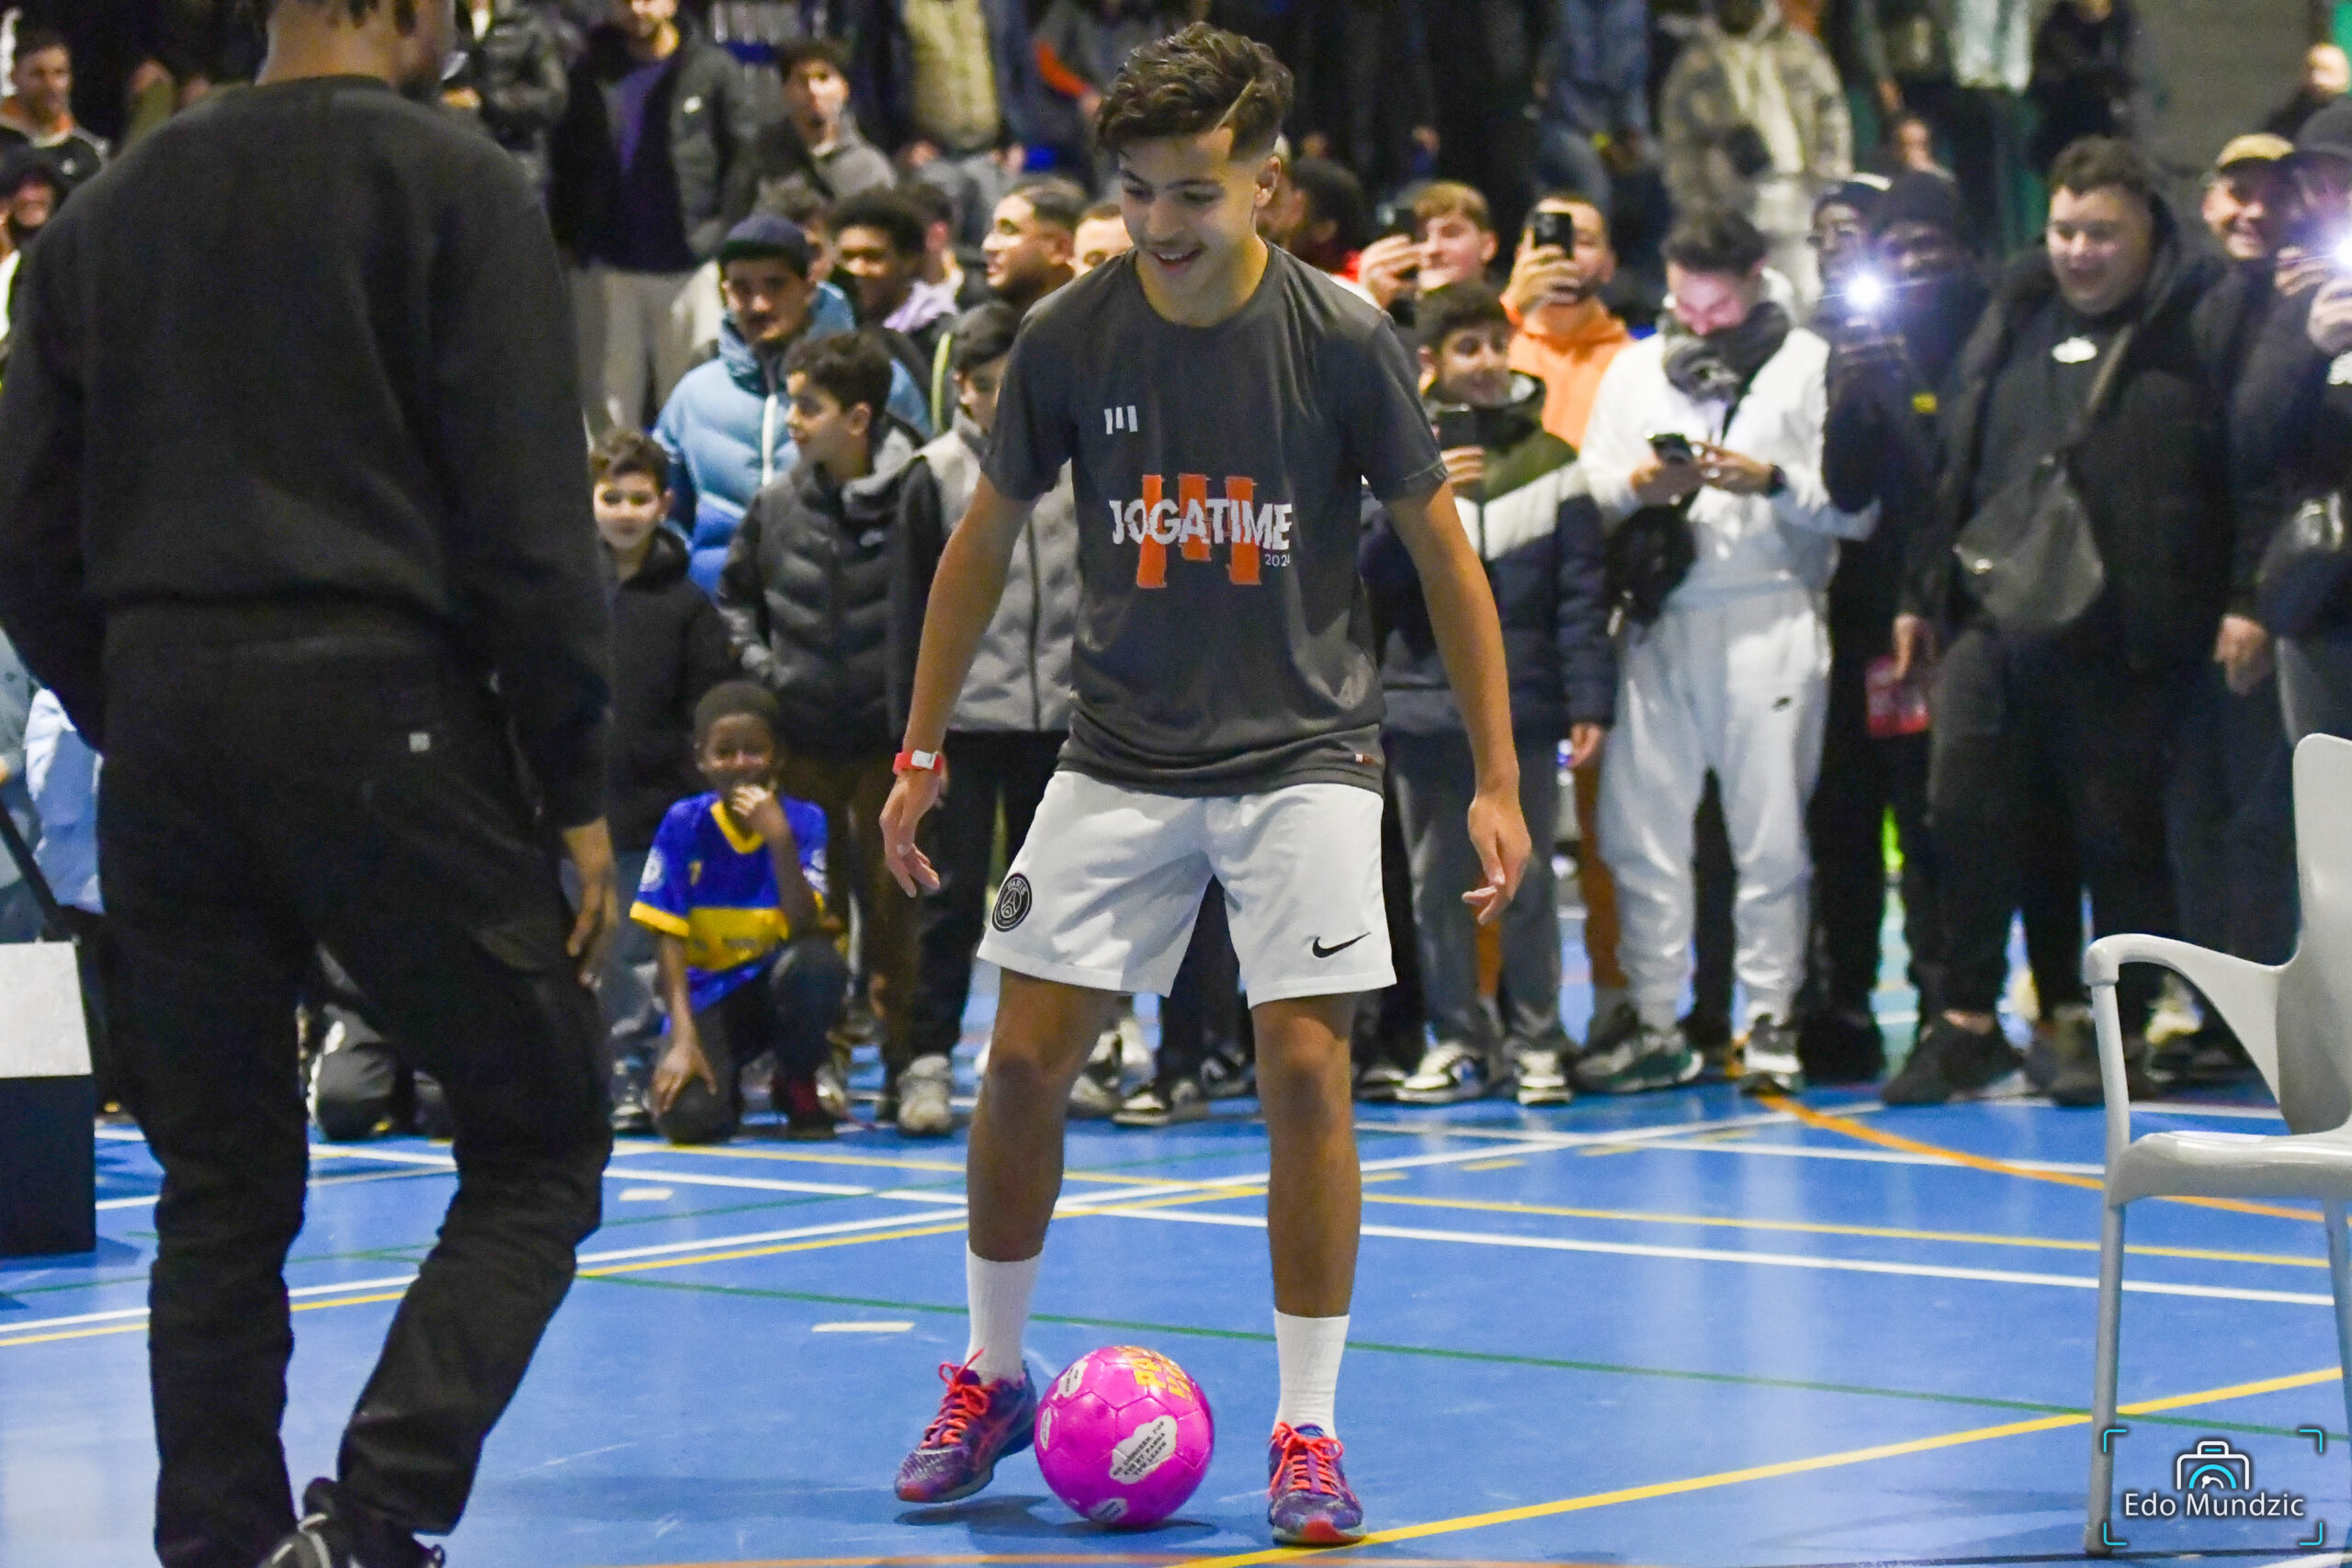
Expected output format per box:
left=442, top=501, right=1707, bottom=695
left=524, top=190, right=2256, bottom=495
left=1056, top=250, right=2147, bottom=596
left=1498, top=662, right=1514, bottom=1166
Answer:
left=633, top=682, right=847, bottom=1143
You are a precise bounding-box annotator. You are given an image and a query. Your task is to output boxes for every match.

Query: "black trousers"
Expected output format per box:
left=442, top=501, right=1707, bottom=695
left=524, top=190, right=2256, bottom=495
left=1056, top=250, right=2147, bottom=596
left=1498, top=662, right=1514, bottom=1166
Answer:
left=1160, top=880, right=1247, bottom=1077
left=1928, top=622, right=2180, bottom=1030
left=2167, top=663, right=2298, bottom=968
left=908, top=729, right=1065, bottom=1062
left=655, top=936, right=850, bottom=1144
left=101, top=605, right=610, bottom=1568
left=1805, top=648, right=1939, bottom=1019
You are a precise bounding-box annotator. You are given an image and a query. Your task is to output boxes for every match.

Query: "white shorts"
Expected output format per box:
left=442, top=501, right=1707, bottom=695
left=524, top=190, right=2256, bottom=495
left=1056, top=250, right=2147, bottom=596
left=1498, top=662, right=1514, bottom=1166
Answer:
left=976, top=773, right=1394, bottom=1004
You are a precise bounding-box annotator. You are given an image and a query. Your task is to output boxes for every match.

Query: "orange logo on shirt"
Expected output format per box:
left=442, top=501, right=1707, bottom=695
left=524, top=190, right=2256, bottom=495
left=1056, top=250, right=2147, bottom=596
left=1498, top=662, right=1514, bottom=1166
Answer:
left=1108, top=473, right=1294, bottom=589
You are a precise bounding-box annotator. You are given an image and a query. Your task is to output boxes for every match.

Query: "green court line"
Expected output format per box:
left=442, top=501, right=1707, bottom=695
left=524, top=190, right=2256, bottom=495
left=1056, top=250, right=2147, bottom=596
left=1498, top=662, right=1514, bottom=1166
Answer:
left=578, top=1273, right=2344, bottom=1443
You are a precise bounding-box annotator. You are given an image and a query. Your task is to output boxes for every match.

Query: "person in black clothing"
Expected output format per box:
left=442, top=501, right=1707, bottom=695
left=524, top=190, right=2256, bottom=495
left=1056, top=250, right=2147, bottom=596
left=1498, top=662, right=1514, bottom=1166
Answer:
left=718, top=330, right=937, bottom=1133
left=442, top=0, right=571, bottom=202
left=1895, top=137, right=2233, bottom=1110
left=0, top=0, right=618, bottom=1563
left=2235, top=99, right=2352, bottom=747
left=2024, top=0, right=2155, bottom=175
left=548, top=0, right=751, bottom=429
left=1813, top=173, right=1983, bottom=1088
left=593, top=426, right=734, bottom=1128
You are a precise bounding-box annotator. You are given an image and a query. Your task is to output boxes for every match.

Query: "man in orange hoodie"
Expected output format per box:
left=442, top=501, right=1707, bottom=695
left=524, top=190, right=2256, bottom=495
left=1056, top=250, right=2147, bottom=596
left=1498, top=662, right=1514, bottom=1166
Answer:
left=1502, top=189, right=1638, bottom=1033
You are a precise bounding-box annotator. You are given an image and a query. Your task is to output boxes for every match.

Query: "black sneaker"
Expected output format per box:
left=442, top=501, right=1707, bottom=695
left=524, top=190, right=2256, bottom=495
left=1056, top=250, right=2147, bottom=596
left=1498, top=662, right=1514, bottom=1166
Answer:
left=1353, top=1061, right=1409, bottom=1102
left=1068, top=1032, right=1125, bottom=1120
left=2047, top=1007, right=2160, bottom=1107
left=1944, top=1021, right=2026, bottom=1095
left=259, top=1481, right=441, bottom=1568
left=1681, top=1010, right=1734, bottom=1080
left=1113, top=1075, right=1208, bottom=1127
left=609, top=1058, right=652, bottom=1134
left=1880, top=1017, right=1984, bottom=1106
left=1396, top=1043, right=1492, bottom=1104
left=2153, top=1022, right=2255, bottom=1085
left=1198, top=1040, right=1256, bottom=1100
left=1796, top=1009, right=1885, bottom=1085
left=1737, top=1017, right=1805, bottom=1095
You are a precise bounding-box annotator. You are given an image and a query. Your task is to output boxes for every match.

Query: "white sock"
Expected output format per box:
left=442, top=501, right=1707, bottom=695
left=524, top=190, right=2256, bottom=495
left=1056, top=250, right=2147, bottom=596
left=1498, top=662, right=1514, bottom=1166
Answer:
left=1273, top=1310, right=1349, bottom=1436
left=965, top=1248, right=1040, bottom=1383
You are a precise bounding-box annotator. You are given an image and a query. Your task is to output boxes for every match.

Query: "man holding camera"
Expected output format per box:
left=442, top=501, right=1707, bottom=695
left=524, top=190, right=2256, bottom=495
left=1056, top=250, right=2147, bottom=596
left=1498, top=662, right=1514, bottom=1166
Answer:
left=1577, top=209, right=1869, bottom=1096
left=1811, top=173, right=1985, bottom=1088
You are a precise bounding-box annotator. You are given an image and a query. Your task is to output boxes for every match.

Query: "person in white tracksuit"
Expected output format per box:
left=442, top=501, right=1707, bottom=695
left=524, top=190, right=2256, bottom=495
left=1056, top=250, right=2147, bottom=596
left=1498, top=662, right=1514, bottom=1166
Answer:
left=1575, top=208, right=1873, bottom=1095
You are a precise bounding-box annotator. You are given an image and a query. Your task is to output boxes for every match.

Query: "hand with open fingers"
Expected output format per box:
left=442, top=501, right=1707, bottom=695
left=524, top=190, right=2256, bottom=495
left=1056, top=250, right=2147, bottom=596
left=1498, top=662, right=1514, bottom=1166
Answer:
left=1440, top=446, right=1486, bottom=492
left=650, top=1025, right=718, bottom=1115
left=880, top=770, right=946, bottom=896
left=1458, top=784, right=1532, bottom=926
left=560, top=818, right=618, bottom=986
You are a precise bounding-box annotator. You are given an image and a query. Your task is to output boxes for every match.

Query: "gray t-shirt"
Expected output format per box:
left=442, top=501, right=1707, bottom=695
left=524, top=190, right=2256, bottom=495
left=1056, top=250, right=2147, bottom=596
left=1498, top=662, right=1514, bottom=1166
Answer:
left=984, top=247, right=1445, bottom=795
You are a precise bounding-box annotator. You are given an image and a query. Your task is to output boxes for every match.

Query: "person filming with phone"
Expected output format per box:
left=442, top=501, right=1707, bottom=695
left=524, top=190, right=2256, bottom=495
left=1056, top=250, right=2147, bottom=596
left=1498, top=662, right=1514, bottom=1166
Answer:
left=1809, top=173, right=1987, bottom=1091
left=1576, top=207, right=1870, bottom=1099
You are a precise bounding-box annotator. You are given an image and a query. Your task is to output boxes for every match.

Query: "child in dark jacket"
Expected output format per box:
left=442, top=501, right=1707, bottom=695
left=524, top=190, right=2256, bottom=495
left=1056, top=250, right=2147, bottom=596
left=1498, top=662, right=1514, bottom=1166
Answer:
left=1360, top=281, right=1615, bottom=1110
left=594, top=428, right=736, bottom=1131
left=716, top=331, right=944, bottom=1134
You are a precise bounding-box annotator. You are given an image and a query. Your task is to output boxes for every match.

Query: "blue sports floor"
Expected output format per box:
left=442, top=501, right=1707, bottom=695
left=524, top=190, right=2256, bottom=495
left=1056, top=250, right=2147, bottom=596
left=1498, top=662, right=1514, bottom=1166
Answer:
left=6, top=898, right=2349, bottom=1567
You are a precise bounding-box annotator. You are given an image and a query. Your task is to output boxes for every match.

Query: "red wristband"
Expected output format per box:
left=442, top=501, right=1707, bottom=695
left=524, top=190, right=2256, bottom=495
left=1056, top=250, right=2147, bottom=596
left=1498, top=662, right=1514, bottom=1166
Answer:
left=895, top=748, right=945, bottom=776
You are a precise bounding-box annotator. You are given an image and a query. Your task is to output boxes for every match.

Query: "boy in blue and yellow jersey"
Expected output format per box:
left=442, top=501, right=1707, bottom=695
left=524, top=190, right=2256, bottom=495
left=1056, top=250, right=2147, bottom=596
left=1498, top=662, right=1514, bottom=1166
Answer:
left=633, top=682, right=848, bottom=1143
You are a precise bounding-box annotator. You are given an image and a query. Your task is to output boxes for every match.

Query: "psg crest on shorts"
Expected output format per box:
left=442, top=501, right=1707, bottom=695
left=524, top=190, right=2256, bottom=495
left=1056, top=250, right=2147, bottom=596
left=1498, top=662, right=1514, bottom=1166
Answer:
left=991, top=874, right=1033, bottom=931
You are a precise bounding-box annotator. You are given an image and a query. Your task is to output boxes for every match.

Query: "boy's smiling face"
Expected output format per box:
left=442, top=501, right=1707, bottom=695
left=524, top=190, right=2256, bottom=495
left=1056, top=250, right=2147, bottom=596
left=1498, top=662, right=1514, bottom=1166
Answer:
left=594, top=470, right=667, bottom=557
left=699, top=714, right=779, bottom=810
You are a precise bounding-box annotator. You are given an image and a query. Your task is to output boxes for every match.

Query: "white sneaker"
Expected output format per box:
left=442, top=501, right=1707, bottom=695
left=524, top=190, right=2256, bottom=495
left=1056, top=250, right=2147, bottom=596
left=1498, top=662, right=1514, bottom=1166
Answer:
left=1515, top=1048, right=1573, bottom=1106
left=1395, top=1043, right=1490, bottom=1104
left=1068, top=1032, right=1124, bottom=1119
left=897, top=1055, right=956, bottom=1137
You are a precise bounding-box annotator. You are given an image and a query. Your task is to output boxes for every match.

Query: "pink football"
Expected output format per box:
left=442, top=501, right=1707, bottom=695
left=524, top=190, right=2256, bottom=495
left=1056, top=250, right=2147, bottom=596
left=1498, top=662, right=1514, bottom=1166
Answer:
left=1033, top=1346, right=1216, bottom=1528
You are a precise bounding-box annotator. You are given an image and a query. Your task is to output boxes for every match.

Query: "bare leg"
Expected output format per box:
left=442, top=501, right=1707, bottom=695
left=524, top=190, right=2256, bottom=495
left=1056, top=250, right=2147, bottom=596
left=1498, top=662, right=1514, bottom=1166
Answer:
left=1254, top=993, right=1363, bottom=1315
left=965, top=971, right=1122, bottom=1261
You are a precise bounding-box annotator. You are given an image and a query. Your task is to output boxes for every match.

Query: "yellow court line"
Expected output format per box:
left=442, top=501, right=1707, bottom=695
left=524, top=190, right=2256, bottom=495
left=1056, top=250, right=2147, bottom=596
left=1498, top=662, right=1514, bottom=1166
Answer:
left=1758, top=1094, right=2323, bottom=1224
left=1169, top=1365, right=2344, bottom=1568
left=1357, top=1192, right=2327, bottom=1268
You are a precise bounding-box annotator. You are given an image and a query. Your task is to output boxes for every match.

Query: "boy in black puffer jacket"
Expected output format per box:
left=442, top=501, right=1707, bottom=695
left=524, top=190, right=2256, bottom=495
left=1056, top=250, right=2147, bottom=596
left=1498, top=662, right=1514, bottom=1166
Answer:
left=718, top=330, right=938, bottom=1134
left=1361, top=282, right=1615, bottom=1109
left=594, top=428, right=734, bottom=1130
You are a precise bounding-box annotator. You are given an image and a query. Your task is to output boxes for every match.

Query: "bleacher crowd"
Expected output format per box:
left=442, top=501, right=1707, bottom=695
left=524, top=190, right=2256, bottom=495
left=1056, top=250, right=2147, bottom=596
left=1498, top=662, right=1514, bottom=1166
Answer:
left=6, top=0, right=2352, bottom=1142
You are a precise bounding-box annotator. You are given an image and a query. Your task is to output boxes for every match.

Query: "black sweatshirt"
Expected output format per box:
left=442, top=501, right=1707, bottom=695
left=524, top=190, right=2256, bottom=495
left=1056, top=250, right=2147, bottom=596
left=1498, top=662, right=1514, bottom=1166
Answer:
left=0, top=75, right=613, bottom=827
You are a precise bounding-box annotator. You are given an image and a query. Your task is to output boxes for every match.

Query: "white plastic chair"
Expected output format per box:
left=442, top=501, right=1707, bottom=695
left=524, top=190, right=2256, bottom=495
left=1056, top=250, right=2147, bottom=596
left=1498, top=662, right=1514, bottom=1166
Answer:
left=2082, top=733, right=2352, bottom=1554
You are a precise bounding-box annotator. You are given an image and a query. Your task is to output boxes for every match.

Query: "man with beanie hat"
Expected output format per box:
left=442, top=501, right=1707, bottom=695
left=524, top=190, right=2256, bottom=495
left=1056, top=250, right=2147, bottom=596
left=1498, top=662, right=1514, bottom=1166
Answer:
left=1808, top=169, right=1980, bottom=1085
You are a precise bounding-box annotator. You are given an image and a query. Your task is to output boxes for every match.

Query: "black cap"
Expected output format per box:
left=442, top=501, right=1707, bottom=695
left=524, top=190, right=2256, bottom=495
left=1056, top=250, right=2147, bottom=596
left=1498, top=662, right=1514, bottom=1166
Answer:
left=1871, top=171, right=1965, bottom=238
left=716, top=213, right=814, bottom=275
left=1814, top=175, right=1890, bottom=224
left=2294, top=96, right=2352, bottom=165
left=0, top=144, right=66, bottom=198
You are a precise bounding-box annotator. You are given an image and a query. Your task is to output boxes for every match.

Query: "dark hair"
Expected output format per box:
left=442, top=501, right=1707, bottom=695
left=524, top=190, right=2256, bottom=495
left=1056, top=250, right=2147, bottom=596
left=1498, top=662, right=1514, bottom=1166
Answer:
left=784, top=330, right=895, bottom=426
left=1290, top=157, right=1369, bottom=253
left=952, top=302, right=1022, bottom=373
left=1096, top=21, right=1294, bottom=159
left=11, top=27, right=67, bottom=62
left=1082, top=198, right=1124, bottom=226
left=1662, top=207, right=1769, bottom=276
left=1007, top=175, right=1087, bottom=234
left=1418, top=281, right=1511, bottom=355
left=2049, top=135, right=2155, bottom=207
left=589, top=426, right=670, bottom=490
left=1412, top=181, right=1493, bottom=234
left=253, top=0, right=420, bottom=23
left=898, top=178, right=955, bottom=231
left=775, top=35, right=851, bottom=79
left=831, top=189, right=928, bottom=258
left=768, top=185, right=832, bottom=233
left=694, top=681, right=782, bottom=748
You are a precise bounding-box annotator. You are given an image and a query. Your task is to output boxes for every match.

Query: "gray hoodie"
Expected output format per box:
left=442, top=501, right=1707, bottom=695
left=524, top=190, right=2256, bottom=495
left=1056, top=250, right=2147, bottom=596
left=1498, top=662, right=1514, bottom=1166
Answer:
left=895, top=418, right=1078, bottom=734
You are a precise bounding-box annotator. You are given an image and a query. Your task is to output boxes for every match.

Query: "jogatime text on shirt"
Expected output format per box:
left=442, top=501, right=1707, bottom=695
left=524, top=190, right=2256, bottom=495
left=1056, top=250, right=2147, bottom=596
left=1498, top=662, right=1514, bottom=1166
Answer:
left=1107, top=473, right=1295, bottom=588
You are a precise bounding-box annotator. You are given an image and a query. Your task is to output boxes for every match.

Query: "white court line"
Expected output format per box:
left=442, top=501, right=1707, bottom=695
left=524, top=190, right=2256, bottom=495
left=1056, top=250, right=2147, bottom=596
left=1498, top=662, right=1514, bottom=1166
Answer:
left=1635, top=1140, right=2107, bottom=1176
left=1093, top=1207, right=2339, bottom=1307
left=94, top=1167, right=456, bottom=1211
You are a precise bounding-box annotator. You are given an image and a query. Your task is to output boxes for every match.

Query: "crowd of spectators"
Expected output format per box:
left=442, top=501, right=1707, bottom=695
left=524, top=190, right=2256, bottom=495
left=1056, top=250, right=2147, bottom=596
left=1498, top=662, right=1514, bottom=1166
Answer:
left=11, top=2, right=2352, bottom=1141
